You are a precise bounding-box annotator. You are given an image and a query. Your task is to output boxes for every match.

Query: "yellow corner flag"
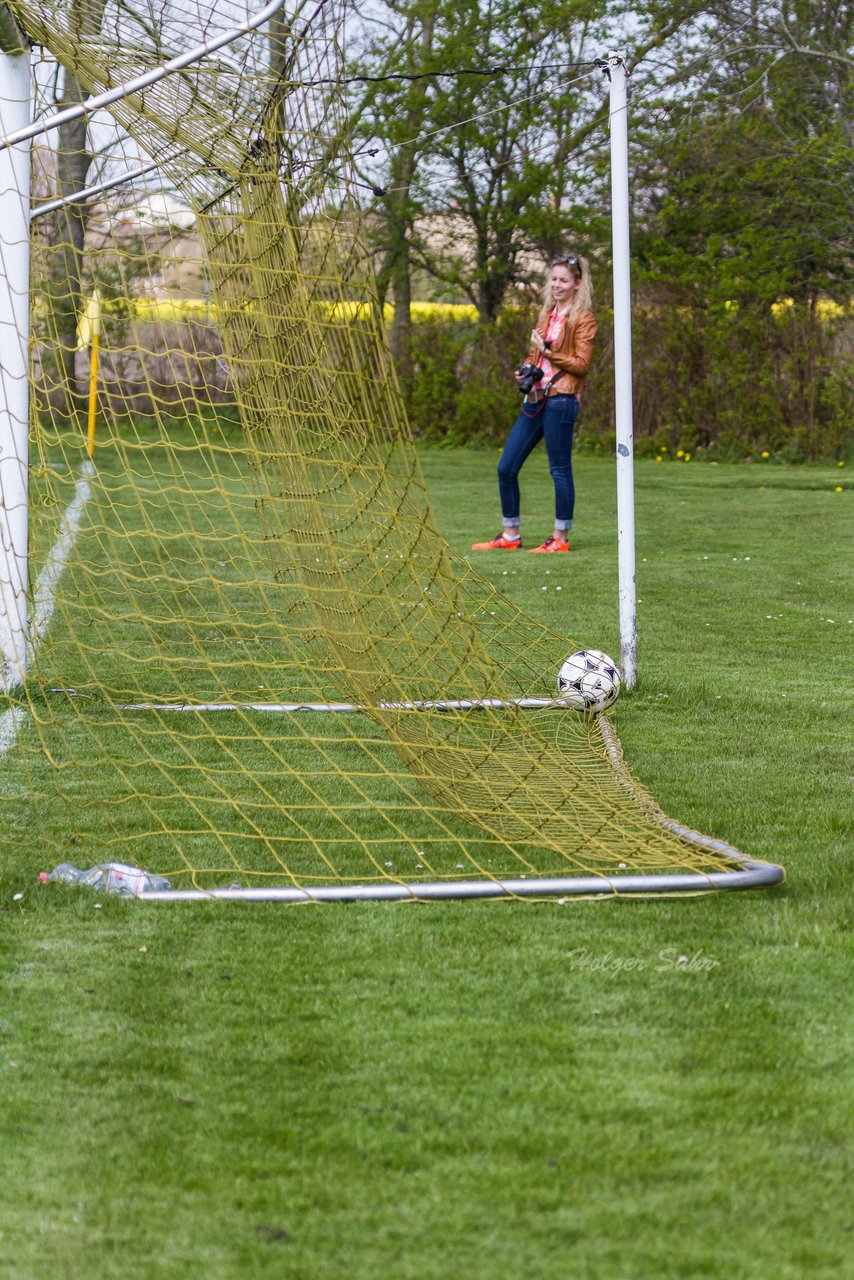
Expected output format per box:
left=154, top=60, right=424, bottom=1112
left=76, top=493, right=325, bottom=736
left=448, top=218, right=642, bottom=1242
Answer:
left=78, top=291, right=103, bottom=458
left=76, top=288, right=102, bottom=352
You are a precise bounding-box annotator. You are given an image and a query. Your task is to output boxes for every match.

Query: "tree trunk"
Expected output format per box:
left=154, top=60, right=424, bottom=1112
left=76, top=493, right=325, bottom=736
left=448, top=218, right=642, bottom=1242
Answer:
left=389, top=230, right=413, bottom=401
left=51, top=0, right=107, bottom=420
left=53, top=83, right=90, bottom=419
left=387, top=131, right=418, bottom=402
left=267, top=9, right=292, bottom=174
left=385, top=8, right=433, bottom=410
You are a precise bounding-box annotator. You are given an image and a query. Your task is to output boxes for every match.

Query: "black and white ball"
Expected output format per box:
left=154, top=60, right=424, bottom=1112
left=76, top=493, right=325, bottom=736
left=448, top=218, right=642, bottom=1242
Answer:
left=557, top=649, right=622, bottom=713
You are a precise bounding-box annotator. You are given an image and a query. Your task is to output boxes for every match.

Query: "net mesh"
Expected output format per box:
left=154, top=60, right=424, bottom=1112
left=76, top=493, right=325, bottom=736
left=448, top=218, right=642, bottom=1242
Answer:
left=0, top=0, right=769, bottom=894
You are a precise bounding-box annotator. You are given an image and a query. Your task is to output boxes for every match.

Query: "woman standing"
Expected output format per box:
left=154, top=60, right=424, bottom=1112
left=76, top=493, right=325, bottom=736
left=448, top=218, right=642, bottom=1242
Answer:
left=471, top=253, right=596, bottom=553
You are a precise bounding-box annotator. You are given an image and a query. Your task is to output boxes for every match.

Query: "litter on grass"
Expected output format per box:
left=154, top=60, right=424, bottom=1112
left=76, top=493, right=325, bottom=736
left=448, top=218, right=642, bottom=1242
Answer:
left=46, top=863, right=171, bottom=895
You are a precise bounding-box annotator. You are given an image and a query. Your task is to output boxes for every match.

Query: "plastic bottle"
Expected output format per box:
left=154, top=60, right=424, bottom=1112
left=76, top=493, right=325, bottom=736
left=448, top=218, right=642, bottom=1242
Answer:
left=47, top=862, right=171, bottom=894
left=48, top=863, right=106, bottom=889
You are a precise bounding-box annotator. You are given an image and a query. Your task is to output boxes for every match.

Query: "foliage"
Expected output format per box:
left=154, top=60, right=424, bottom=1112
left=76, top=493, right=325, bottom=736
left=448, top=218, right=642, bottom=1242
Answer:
left=623, top=0, right=854, bottom=459
left=350, top=0, right=631, bottom=323
left=408, top=308, right=531, bottom=443
left=349, top=0, right=853, bottom=455
left=591, top=298, right=852, bottom=462
left=402, top=303, right=852, bottom=459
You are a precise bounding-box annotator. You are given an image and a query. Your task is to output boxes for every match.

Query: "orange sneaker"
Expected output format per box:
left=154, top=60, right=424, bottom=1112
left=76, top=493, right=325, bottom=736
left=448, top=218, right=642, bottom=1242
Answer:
left=528, top=535, right=570, bottom=553
left=471, top=532, right=523, bottom=550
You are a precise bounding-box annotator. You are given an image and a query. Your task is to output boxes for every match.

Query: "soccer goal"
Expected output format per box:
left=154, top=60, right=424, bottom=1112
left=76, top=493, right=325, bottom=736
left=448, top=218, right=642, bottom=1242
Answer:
left=0, top=0, right=783, bottom=900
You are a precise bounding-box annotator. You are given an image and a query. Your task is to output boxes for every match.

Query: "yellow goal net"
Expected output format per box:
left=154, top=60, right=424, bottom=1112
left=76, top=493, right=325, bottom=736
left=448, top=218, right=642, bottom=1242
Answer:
left=0, top=0, right=783, bottom=898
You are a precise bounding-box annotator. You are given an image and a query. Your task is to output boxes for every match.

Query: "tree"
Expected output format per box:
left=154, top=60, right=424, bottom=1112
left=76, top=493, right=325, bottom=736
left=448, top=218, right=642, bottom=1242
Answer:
left=48, top=0, right=107, bottom=417
left=353, top=0, right=615, bottom=324
left=347, top=0, right=438, bottom=404
left=351, top=0, right=714, bottom=324
left=639, top=0, right=851, bottom=294
left=626, top=0, right=852, bottom=450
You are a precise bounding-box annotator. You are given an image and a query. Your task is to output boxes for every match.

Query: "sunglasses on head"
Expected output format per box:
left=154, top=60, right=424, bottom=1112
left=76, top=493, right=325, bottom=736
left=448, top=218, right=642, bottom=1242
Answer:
left=552, top=254, right=581, bottom=272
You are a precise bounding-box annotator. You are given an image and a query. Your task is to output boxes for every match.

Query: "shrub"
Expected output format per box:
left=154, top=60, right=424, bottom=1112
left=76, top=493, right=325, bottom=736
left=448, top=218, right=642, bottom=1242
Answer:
left=398, top=296, right=853, bottom=460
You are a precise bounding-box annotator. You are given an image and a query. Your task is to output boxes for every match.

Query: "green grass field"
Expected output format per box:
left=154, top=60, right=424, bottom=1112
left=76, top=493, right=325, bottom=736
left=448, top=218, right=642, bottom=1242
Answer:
left=1, top=446, right=851, bottom=1278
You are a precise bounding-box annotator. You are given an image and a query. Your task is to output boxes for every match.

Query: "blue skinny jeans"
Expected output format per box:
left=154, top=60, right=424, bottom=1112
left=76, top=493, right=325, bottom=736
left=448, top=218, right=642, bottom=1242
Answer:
left=497, top=394, right=578, bottom=531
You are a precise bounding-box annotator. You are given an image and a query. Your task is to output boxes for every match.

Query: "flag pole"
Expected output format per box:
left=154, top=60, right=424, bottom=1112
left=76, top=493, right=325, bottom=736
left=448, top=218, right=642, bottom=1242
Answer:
left=82, top=290, right=102, bottom=459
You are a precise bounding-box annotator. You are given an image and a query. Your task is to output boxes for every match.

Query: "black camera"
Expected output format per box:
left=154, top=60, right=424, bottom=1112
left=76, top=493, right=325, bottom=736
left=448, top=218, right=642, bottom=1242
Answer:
left=517, top=363, right=544, bottom=395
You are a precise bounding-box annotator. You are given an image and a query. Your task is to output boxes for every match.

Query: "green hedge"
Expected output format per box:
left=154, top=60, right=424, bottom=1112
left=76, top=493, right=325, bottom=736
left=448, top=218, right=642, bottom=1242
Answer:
left=403, top=300, right=853, bottom=462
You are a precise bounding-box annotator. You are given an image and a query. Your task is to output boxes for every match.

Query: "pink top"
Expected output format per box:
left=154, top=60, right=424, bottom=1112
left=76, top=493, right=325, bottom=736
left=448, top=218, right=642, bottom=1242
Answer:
left=539, top=308, right=569, bottom=382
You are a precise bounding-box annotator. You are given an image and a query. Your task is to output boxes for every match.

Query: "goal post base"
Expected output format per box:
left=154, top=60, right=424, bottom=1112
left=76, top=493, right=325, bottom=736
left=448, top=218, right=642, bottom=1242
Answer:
left=139, top=861, right=784, bottom=903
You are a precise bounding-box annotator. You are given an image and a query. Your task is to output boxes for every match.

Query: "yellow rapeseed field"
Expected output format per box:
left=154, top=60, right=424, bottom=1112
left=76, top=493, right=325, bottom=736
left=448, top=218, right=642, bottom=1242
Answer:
left=125, top=295, right=850, bottom=326
left=130, top=297, right=479, bottom=323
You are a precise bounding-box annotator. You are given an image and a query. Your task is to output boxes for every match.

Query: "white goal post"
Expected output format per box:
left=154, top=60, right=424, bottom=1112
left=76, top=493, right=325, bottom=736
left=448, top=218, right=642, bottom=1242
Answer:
left=605, top=52, right=638, bottom=690
left=0, top=4, right=30, bottom=694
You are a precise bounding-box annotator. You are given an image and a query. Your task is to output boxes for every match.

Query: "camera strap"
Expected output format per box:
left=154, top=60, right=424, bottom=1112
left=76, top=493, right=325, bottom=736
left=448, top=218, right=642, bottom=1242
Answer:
left=522, top=371, right=563, bottom=417
left=522, top=311, right=566, bottom=415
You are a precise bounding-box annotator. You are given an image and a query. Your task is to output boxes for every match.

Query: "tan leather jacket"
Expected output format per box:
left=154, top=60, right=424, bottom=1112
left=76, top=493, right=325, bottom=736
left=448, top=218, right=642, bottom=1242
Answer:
left=525, top=307, right=597, bottom=397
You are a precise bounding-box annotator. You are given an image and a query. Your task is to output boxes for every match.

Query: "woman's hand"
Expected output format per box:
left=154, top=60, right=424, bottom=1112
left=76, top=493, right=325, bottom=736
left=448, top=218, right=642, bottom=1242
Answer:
left=530, top=329, right=546, bottom=353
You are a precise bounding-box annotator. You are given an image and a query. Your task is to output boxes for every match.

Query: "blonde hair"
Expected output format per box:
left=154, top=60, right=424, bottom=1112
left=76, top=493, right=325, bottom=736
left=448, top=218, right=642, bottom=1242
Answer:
left=542, top=253, right=593, bottom=324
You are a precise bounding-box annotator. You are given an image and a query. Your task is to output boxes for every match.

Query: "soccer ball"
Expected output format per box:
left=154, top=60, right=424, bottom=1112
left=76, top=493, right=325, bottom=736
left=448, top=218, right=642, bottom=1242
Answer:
left=557, top=649, right=622, bottom=713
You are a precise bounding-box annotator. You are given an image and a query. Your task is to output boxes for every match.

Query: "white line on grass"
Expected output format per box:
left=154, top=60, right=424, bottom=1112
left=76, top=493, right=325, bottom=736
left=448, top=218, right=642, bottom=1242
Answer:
left=0, top=459, right=94, bottom=759
left=27, top=460, right=94, bottom=658
left=0, top=706, right=27, bottom=754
